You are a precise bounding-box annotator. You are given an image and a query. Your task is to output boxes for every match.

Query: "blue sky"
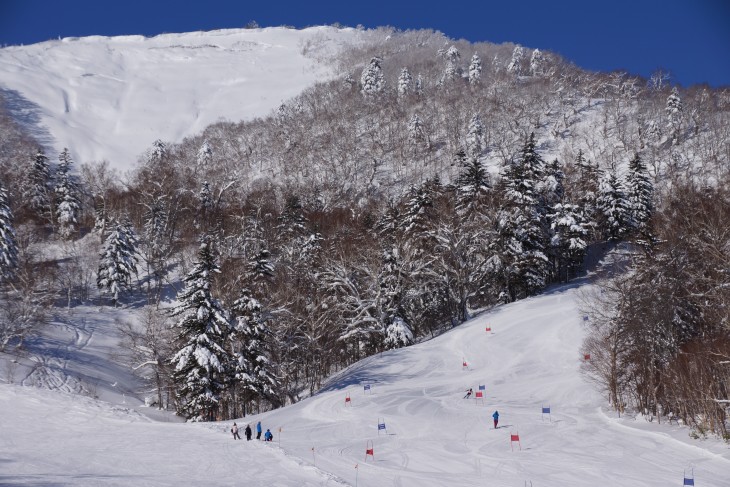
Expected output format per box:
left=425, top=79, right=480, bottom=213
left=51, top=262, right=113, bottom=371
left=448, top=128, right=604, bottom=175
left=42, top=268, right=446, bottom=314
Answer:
left=1, top=0, right=728, bottom=87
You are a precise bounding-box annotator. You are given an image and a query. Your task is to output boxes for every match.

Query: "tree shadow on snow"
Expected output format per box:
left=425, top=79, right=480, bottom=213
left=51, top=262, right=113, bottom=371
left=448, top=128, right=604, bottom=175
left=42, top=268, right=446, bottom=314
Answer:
left=0, top=88, right=56, bottom=150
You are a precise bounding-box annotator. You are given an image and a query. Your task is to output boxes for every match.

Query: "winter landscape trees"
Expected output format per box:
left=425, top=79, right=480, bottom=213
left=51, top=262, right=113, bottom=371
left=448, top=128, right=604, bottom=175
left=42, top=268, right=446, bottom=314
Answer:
left=0, top=27, right=727, bottom=432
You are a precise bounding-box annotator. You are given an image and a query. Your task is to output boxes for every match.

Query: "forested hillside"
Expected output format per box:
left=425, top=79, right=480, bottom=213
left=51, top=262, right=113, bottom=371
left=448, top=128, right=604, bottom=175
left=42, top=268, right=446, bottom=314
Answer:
left=0, top=27, right=728, bottom=436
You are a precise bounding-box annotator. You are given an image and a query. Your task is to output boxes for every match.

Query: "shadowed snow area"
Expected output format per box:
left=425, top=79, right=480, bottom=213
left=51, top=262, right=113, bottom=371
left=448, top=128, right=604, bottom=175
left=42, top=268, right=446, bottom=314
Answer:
left=0, top=27, right=360, bottom=170
left=2, top=281, right=728, bottom=486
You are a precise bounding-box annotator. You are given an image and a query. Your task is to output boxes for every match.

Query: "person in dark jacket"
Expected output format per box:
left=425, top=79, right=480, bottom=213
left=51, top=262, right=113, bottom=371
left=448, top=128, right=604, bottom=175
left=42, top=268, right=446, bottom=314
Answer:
left=244, top=424, right=252, bottom=441
left=256, top=421, right=262, bottom=440
left=492, top=410, right=500, bottom=429
left=264, top=429, right=273, bottom=441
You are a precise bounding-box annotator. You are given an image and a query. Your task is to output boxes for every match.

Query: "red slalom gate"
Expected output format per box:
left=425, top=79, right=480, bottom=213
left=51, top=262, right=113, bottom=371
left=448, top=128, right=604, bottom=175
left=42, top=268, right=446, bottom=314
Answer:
left=510, top=432, right=522, bottom=451
left=345, top=393, right=352, bottom=406
left=474, top=390, right=484, bottom=405
left=583, top=353, right=591, bottom=361
left=365, top=440, right=374, bottom=461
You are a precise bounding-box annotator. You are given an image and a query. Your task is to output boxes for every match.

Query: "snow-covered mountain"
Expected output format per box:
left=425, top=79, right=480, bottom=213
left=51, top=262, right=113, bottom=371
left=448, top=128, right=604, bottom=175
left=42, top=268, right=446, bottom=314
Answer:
left=1, top=24, right=728, bottom=487
left=0, top=27, right=360, bottom=171
left=2, top=279, right=728, bottom=486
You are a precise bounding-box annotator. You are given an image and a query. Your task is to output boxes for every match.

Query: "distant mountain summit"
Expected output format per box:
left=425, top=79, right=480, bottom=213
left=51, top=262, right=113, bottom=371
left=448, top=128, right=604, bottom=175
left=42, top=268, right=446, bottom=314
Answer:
left=0, top=27, right=361, bottom=170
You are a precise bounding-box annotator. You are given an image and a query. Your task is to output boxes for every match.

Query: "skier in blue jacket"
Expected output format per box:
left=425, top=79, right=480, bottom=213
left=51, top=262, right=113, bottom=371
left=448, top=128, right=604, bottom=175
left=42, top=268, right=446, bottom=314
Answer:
left=256, top=421, right=262, bottom=440
left=492, top=410, right=499, bottom=429
left=264, top=429, right=273, bottom=441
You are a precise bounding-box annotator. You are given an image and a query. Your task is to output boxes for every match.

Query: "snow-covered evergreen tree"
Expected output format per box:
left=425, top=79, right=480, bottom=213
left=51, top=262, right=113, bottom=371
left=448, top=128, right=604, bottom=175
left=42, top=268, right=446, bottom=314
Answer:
left=54, top=148, right=81, bottom=240
left=384, top=316, right=413, bottom=350
left=624, top=153, right=653, bottom=235
left=408, top=114, right=429, bottom=149
left=415, top=74, right=424, bottom=95
left=573, top=150, right=601, bottom=238
left=529, top=48, right=545, bottom=76
left=597, top=170, right=631, bottom=242
left=343, top=73, right=356, bottom=90
left=26, top=149, right=52, bottom=221
left=197, top=140, right=212, bottom=166
left=468, top=53, right=482, bottom=85
left=401, top=178, right=441, bottom=248
left=507, top=45, right=525, bottom=75
left=170, top=239, right=231, bottom=421
left=0, top=184, right=19, bottom=284
left=230, top=288, right=279, bottom=406
left=454, top=152, right=491, bottom=219
left=141, top=194, right=171, bottom=303
left=378, top=248, right=413, bottom=350
left=149, top=139, right=167, bottom=164
left=443, top=45, right=461, bottom=64
left=376, top=199, right=402, bottom=245
left=360, top=57, right=385, bottom=96
left=397, top=67, right=413, bottom=97
left=97, top=219, right=139, bottom=306
left=465, top=114, right=484, bottom=158
left=276, top=195, right=307, bottom=243
left=549, top=203, right=589, bottom=281
left=541, top=158, right=565, bottom=208
left=495, top=133, right=550, bottom=300
left=666, top=87, right=682, bottom=144
left=440, top=45, right=462, bottom=85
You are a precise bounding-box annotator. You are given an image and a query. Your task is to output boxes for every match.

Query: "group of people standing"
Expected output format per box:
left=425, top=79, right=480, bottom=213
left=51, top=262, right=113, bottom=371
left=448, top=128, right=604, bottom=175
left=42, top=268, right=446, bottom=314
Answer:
left=231, top=421, right=273, bottom=441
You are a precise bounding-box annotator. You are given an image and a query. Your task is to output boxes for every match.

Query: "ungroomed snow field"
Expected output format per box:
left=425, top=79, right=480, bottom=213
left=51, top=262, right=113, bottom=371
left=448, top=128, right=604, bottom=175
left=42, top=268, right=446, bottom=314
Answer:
left=0, top=27, right=361, bottom=171
left=2, top=281, right=728, bottom=486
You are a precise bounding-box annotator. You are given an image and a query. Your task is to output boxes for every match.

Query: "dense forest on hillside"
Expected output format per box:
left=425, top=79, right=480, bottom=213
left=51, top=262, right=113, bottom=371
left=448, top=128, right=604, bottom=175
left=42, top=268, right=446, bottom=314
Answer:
left=0, top=28, right=728, bottom=434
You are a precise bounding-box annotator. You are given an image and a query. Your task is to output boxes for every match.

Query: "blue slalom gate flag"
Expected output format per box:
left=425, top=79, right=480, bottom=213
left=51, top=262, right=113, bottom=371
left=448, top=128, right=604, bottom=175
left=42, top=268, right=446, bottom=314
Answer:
left=683, top=468, right=694, bottom=485
left=478, top=385, right=486, bottom=391
left=542, top=407, right=551, bottom=414
left=364, top=384, right=371, bottom=391
left=378, top=422, right=386, bottom=430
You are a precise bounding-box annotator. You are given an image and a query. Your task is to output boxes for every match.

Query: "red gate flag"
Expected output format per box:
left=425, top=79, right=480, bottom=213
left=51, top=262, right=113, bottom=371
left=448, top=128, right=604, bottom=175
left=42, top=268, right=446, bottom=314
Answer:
left=365, top=440, right=374, bottom=461
left=510, top=432, right=522, bottom=451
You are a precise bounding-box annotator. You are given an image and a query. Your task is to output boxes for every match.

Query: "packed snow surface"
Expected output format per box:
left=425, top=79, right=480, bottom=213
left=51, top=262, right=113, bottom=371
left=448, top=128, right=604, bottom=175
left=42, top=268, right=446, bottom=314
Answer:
left=2, top=281, right=728, bottom=486
left=0, top=27, right=358, bottom=171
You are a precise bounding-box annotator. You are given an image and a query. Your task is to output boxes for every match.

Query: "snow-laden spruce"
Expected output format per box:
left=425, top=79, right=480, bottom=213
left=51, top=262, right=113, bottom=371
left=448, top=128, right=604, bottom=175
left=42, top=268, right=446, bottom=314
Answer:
left=624, top=153, right=654, bottom=236
left=170, top=239, right=231, bottom=421
left=495, top=133, right=550, bottom=301
left=54, top=148, right=81, bottom=240
left=397, top=67, right=413, bottom=97
left=25, top=149, right=52, bottom=222
left=0, top=184, right=19, bottom=283
left=97, top=219, right=140, bottom=306
left=597, top=170, right=631, bottom=242
left=468, top=52, right=482, bottom=85
left=360, top=57, right=385, bottom=96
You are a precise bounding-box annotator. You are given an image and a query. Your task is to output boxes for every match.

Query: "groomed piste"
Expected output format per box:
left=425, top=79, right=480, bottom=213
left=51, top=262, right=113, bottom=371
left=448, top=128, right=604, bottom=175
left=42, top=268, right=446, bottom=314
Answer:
left=2, top=280, right=728, bottom=486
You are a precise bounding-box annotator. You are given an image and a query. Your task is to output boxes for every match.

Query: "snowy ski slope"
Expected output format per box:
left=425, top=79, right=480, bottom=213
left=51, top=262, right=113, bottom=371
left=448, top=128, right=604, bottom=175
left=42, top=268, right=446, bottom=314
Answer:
left=0, top=27, right=359, bottom=171
left=2, top=281, right=728, bottom=486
